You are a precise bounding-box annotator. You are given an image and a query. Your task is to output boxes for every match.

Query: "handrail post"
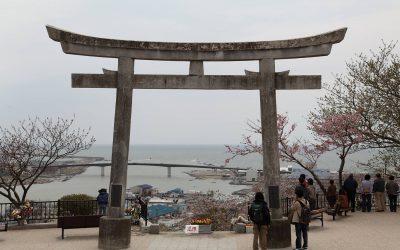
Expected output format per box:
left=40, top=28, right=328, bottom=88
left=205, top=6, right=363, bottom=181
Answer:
left=286, top=197, right=289, bottom=217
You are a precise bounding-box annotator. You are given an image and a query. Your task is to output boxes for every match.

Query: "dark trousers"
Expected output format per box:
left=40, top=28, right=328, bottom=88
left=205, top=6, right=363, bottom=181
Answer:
left=361, top=194, right=372, bottom=212
left=327, top=196, right=337, bottom=208
left=140, top=214, right=148, bottom=226
left=295, top=223, right=308, bottom=249
left=347, top=191, right=356, bottom=211
left=388, top=194, right=398, bottom=212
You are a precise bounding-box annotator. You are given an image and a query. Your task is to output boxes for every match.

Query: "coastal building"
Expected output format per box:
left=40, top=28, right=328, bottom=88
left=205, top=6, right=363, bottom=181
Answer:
left=127, top=184, right=157, bottom=197
left=245, top=169, right=258, bottom=182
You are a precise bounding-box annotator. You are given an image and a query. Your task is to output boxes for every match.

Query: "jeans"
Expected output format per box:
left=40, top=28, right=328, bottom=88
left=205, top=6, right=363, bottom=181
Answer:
left=327, top=196, right=337, bottom=208
left=361, top=194, right=372, bottom=212
left=295, top=223, right=308, bottom=249
left=388, top=194, right=398, bottom=212
left=99, top=204, right=107, bottom=215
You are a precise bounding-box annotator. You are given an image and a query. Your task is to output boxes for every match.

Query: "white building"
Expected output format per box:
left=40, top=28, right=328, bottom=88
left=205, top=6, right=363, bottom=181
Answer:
left=246, top=169, right=259, bottom=182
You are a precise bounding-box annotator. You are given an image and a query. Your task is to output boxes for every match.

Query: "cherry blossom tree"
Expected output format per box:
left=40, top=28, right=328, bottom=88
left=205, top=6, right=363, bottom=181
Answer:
left=227, top=112, right=366, bottom=194
left=319, top=42, right=400, bottom=174
left=309, top=112, right=365, bottom=186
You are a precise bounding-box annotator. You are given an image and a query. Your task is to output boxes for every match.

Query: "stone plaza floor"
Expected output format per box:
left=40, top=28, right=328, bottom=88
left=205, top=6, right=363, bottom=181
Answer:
left=1, top=211, right=399, bottom=250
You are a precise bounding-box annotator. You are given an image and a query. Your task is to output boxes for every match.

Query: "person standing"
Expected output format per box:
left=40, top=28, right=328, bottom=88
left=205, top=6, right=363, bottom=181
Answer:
left=248, top=192, right=271, bottom=250
left=373, top=173, right=386, bottom=212
left=300, top=174, right=309, bottom=188
left=361, top=174, right=373, bottom=212
left=326, top=180, right=337, bottom=208
left=139, top=197, right=149, bottom=225
left=386, top=175, right=399, bottom=212
left=307, top=178, right=317, bottom=210
left=343, top=174, right=358, bottom=212
left=97, top=188, right=109, bottom=215
left=297, top=177, right=310, bottom=202
left=290, top=187, right=310, bottom=250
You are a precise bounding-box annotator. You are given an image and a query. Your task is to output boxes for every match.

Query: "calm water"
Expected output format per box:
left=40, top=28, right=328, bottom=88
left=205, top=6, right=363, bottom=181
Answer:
left=0, top=144, right=373, bottom=203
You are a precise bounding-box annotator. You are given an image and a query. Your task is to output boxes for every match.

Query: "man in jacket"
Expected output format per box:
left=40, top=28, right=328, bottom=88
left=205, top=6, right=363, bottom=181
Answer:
left=373, top=173, right=386, bottom=212
left=96, top=188, right=109, bottom=215
left=343, top=174, right=358, bottom=212
left=248, top=192, right=271, bottom=250
left=290, top=187, right=309, bottom=250
left=386, top=175, right=399, bottom=212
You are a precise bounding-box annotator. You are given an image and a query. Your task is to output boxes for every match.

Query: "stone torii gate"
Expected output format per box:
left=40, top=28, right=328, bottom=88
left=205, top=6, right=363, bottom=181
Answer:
left=46, top=25, right=346, bottom=249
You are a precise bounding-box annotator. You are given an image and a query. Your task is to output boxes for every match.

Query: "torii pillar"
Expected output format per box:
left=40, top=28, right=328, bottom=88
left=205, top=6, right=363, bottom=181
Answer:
left=46, top=25, right=346, bottom=249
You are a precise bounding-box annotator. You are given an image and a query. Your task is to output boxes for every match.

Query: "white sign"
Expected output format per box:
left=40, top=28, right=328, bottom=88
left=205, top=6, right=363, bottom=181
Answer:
left=184, top=225, right=199, bottom=234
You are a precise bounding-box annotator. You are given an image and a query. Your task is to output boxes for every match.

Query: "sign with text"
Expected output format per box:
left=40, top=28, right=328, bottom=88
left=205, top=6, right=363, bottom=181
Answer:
left=184, top=225, right=199, bottom=234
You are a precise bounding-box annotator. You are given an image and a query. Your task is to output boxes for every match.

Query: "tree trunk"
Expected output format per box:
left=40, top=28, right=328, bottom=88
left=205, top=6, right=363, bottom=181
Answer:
left=338, top=157, right=346, bottom=188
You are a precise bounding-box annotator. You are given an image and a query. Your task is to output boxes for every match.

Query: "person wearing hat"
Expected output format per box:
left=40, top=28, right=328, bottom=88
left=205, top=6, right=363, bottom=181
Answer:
left=97, top=188, right=109, bottom=215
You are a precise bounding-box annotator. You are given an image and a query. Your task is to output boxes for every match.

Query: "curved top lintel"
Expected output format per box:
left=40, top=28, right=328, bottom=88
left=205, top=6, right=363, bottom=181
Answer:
left=46, top=25, right=347, bottom=52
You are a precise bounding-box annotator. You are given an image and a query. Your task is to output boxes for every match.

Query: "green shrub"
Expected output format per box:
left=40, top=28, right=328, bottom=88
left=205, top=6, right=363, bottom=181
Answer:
left=59, top=194, right=96, bottom=216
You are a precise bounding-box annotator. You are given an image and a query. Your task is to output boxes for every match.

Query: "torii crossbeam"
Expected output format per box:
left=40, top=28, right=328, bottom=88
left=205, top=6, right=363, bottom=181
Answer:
left=47, top=25, right=346, bottom=249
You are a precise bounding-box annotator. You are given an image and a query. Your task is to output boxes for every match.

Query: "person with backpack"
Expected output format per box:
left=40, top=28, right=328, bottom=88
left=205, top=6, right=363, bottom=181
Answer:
left=290, top=186, right=310, bottom=250
left=248, top=192, right=271, bottom=250
left=97, top=188, right=109, bottom=215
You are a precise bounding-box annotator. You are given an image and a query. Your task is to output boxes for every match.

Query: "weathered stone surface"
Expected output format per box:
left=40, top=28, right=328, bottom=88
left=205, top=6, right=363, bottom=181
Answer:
left=233, top=223, right=246, bottom=233
left=47, top=25, right=346, bottom=51
left=259, top=58, right=282, bottom=219
left=267, top=218, right=291, bottom=248
left=189, top=61, right=204, bottom=75
left=98, top=216, right=131, bottom=250
left=59, top=42, right=335, bottom=60
left=149, top=224, right=160, bottom=234
left=47, top=25, right=346, bottom=60
left=72, top=74, right=320, bottom=90
left=140, top=225, right=150, bottom=233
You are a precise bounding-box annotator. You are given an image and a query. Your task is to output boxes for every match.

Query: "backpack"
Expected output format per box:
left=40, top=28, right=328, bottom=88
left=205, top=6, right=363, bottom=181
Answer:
left=251, top=202, right=271, bottom=225
left=298, top=200, right=311, bottom=224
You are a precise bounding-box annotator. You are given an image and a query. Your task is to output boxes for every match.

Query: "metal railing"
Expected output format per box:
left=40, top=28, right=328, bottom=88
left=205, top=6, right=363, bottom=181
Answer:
left=0, top=198, right=139, bottom=223
left=1, top=193, right=399, bottom=223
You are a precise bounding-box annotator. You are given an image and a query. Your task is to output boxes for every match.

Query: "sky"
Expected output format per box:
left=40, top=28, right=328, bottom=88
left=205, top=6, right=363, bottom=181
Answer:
left=1, top=0, right=399, bottom=145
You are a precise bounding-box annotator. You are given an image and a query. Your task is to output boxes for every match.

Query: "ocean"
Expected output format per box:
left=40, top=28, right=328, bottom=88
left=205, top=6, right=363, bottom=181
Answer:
left=0, top=144, right=373, bottom=203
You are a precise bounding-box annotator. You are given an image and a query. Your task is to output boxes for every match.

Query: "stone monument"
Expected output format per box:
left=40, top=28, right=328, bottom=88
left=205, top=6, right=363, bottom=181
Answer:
left=46, top=25, right=346, bottom=249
